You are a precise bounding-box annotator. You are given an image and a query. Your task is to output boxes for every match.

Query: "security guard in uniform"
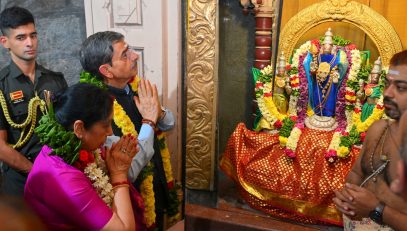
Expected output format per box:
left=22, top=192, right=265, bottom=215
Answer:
left=0, top=7, right=67, bottom=196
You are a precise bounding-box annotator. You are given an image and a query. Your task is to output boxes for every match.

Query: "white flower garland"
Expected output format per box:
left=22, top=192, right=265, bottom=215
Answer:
left=326, top=47, right=361, bottom=160
left=283, top=42, right=310, bottom=154
left=288, top=96, right=298, bottom=116
left=286, top=126, right=302, bottom=152
left=291, top=41, right=311, bottom=68
left=84, top=149, right=114, bottom=207
left=347, top=49, right=361, bottom=82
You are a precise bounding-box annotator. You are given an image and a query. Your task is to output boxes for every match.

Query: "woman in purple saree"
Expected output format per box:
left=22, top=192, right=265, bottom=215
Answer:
left=24, top=83, right=145, bottom=230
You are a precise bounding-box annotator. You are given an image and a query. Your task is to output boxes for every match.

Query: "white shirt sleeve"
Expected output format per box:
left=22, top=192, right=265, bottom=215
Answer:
left=127, top=124, right=155, bottom=182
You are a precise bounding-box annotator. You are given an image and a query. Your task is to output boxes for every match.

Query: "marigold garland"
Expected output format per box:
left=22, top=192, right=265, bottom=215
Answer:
left=255, top=71, right=288, bottom=130
left=352, top=102, right=384, bottom=133
left=127, top=79, right=180, bottom=227
left=81, top=73, right=181, bottom=228
left=140, top=174, right=155, bottom=227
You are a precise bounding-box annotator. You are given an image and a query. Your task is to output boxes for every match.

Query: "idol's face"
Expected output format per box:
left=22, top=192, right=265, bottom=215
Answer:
left=383, top=64, right=407, bottom=120
left=0, top=23, right=38, bottom=62
left=277, top=67, right=285, bottom=76
left=370, top=73, right=380, bottom=84
left=322, top=43, right=332, bottom=54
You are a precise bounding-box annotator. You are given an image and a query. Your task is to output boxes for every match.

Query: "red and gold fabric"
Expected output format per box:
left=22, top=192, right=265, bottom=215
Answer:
left=220, top=123, right=360, bottom=225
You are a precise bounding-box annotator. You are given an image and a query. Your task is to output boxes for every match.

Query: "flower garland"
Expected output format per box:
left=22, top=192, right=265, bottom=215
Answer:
left=333, top=67, right=387, bottom=159
left=80, top=72, right=181, bottom=228
left=285, top=123, right=303, bottom=158
left=112, top=80, right=156, bottom=228
left=352, top=97, right=385, bottom=133
left=126, top=77, right=181, bottom=228
left=283, top=53, right=308, bottom=156
left=82, top=149, right=114, bottom=207
left=325, top=46, right=359, bottom=162
left=35, top=113, right=82, bottom=165
left=287, top=67, right=300, bottom=117
left=254, top=66, right=287, bottom=130
left=156, top=131, right=182, bottom=223
left=35, top=93, right=114, bottom=208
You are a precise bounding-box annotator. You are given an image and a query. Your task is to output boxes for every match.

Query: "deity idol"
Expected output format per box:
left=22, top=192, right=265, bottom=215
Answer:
left=303, top=28, right=349, bottom=130
left=272, top=52, right=292, bottom=114
left=357, top=57, right=383, bottom=122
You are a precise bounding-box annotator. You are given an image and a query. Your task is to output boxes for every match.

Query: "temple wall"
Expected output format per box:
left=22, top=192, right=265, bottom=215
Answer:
left=281, top=0, right=407, bottom=64
left=0, top=0, right=86, bottom=85
left=218, top=1, right=256, bottom=158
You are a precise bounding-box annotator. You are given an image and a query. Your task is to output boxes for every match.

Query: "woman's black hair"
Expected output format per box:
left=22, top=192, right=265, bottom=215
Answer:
left=54, top=83, right=113, bottom=130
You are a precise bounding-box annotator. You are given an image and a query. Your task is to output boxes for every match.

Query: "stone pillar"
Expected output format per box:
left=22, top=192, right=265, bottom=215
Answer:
left=241, top=0, right=274, bottom=69
left=241, top=0, right=275, bottom=124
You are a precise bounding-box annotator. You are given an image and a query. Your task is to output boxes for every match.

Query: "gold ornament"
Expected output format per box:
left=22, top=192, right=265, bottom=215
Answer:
left=279, top=0, right=402, bottom=66
left=0, top=90, right=45, bottom=148
left=317, top=62, right=331, bottom=83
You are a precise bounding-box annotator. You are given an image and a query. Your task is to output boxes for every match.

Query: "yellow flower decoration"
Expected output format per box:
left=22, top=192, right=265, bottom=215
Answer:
left=113, top=101, right=138, bottom=137
left=279, top=136, right=288, bottom=147
left=156, top=132, right=174, bottom=183
left=338, top=146, right=350, bottom=158
left=352, top=107, right=384, bottom=133
left=140, top=174, right=155, bottom=227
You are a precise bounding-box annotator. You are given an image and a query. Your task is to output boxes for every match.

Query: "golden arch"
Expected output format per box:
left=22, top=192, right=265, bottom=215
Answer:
left=279, top=0, right=402, bottom=66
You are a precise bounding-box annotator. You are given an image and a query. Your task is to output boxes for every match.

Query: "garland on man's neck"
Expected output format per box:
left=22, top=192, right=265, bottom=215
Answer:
left=80, top=70, right=181, bottom=227
left=34, top=96, right=82, bottom=165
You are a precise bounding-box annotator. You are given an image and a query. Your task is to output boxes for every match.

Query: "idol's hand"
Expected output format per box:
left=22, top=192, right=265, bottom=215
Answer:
left=345, top=183, right=380, bottom=218
left=105, top=134, right=138, bottom=182
left=134, top=79, right=161, bottom=123
left=333, top=186, right=356, bottom=217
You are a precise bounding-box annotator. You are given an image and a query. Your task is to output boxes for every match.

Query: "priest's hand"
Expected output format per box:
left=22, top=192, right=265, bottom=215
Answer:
left=345, top=183, right=380, bottom=218
left=333, top=185, right=356, bottom=217
left=134, top=79, right=161, bottom=123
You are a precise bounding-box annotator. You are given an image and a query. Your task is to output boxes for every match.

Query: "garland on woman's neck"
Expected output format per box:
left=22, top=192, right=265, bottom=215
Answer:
left=34, top=95, right=82, bottom=165
left=80, top=71, right=181, bottom=228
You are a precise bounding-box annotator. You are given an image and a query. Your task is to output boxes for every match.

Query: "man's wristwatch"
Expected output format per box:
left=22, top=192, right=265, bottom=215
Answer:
left=369, top=201, right=385, bottom=225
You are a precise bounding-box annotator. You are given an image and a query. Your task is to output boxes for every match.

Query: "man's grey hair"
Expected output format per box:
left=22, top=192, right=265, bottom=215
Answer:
left=79, top=31, right=124, bottom=80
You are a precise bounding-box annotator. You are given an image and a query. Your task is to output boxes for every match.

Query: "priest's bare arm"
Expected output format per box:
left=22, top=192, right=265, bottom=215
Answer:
left=334, top=120, right=386, bottom=215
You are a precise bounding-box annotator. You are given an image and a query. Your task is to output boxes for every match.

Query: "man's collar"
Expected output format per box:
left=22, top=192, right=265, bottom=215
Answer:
left=9, top=61, right=24, bottom=79
left=107, top=84, right=130, bottom=95
left=9, top=60, right=42, bottom=79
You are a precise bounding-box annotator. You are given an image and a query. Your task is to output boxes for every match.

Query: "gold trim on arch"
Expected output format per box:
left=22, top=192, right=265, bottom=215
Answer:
left=279, top=0, right=402, bottom=66
left=185, top=0, right=218, bottom=190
